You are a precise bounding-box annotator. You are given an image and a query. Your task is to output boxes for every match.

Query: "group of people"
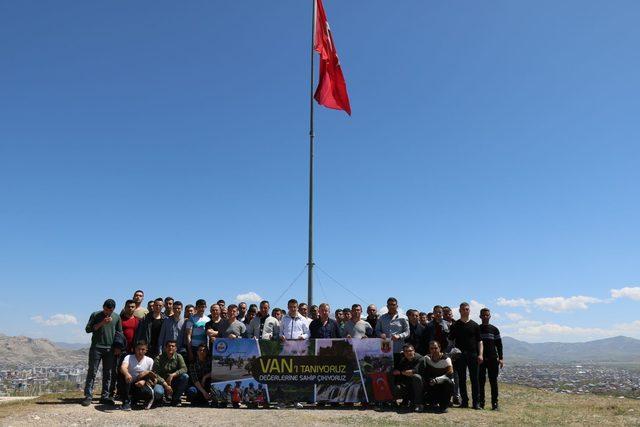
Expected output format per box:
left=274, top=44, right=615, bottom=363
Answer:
left=82, top=290, right=504, bottom=413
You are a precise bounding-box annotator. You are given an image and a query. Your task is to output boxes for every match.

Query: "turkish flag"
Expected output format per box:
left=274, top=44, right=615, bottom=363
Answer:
left=369, top=372, right=394, bottom=401
left=314, top=0, right=351, bottom=115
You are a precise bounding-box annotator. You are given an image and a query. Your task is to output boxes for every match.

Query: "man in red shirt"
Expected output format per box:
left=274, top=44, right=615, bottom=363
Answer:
left=110, top=299, right=139, bottom=401
left=121, top=300, right=140, bottom=354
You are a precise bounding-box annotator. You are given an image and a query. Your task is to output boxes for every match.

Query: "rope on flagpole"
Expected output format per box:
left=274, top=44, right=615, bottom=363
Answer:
left=315, top=264, right=368, bottom=305
left=273, top=264, right=309, bottom=306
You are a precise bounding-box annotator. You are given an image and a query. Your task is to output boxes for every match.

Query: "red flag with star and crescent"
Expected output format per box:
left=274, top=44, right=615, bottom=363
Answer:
left=314, top=0, right=351, bottom=115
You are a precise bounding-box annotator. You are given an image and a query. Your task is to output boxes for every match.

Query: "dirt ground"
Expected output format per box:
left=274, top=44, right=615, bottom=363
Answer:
left=1, top=384, right=639, bottom=426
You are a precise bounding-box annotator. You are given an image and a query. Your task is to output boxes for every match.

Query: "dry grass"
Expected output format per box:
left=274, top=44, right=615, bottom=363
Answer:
left=0, top=384, right=638, bottom=426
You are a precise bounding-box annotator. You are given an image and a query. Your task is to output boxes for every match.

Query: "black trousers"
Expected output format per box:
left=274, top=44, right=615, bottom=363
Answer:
left=393, top=374, right=424, bottom=404
left=454, top=351, right=479, bottom=405
left=425, top=378, right=453, bottom=409
left=109, top=352, right=127, bottom=398
left=479, top=358, right=499, bottom=405
left=118, top=374, right=154, bottom=405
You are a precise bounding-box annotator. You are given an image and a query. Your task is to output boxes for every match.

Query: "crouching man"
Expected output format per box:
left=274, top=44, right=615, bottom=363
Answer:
left=392, top=344, right=424, bottom=412
left=119, top=340, right=157, bottom=410
left=419, top=340, right=454, bottom=413
left=153, top=340, right=189, bottom=406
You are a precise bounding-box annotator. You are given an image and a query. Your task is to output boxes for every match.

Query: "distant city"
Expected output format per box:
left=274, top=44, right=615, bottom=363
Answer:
left=2, top=359, right=639, bottom=399
left=0, top=364, right=87, bottom=396
left=501, top=363, right=640, bottom=399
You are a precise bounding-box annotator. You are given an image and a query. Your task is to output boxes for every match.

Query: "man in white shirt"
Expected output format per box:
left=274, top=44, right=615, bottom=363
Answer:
left=278, top=299, right=309, bottom=409
left=119, top=340, right=156, bottom=410
left=279, top=299, right=310, bottom=341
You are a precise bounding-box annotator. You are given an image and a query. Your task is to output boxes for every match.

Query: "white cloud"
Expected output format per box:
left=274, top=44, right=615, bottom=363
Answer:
left=611, top=286, right=640, bottom=301
left=506, top=312, right=524, bottom=321
left=532, top=296, right=603, bottom=313
left=497, top=295, right=604, bottom=313
left=31, top=314, right=78, bottom=327
left=235, top=292, right=263, bottom=304
left=497, top=297, right=529, bottom=308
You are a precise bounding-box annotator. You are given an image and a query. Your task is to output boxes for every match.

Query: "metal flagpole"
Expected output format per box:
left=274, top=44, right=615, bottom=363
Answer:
left=307, top=0, right=317, bottom=307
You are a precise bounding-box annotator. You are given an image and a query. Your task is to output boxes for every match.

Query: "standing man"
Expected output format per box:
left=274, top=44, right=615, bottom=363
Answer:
left=479, top=308, right=503, bottom=410
left=271, top=308, right=283, bottom=322
left=425, top=305, right=449, bottom=354
left=205, top=304, right=223, bottom=348
left=185, top=299, right=210, bottom=362
left=218, top=304, right=246, bottom=338
left=132, top=290, right=148, bottom=320
left=406, top=309, right=426, bottom=355
left=298, top=303, right=312, bottom=327
left=237, top=302, right=248, bottom=323
left=449, top=302, right=483, bottom=409
left=419, top=312, right=429, bottom=328
left=365, top=304, right=378, bottom=334
left=375, top=297, right=410, bottom=364
left=243, top=305, right=257, bottom=326
left=309, top=303, right=341, bottom=339
left=246, top=300, right=280, bottom=339
left=309, top=305, right=319, bottom=321
left=82, top=299, right=122, bottom=407
left=442, top=304, right=459, bottom=404
left=278, top=299, right=309, bottom=409
left=157, top=301, right=184, bottom=355
left=153, top=341, right=189, bottom=406
left=279, top=299, right=309, bottom=341
left=120, top=300, right=139, bottom=355
left=134, top=298, right=166, bottom=360
left=164, top=297, right=174, bottom=317
left=342, top=304, right=373, bottom=339
left=109, top=299, right=139, bottom=400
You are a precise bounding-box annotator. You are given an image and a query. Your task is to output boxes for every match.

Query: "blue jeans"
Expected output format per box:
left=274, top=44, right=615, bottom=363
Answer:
left=153, top=373, right=189, bottom=403
left=84, top=346, right=114, bottom=398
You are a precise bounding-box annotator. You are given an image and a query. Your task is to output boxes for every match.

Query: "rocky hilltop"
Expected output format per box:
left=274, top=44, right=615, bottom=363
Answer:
left=0, top=334, right=87, bottom=369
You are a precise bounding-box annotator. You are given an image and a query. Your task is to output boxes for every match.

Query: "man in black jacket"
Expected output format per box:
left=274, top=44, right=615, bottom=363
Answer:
left=449, top=302, right=483, bottom=409
left=392, top=344, right=424, bottom=412
left=134, top=298, right=166, bottom=359
left=479, top=308, right=503, bottom=410
left=309, top=303, right=341, bottom=338
left=406, top=309, right=426, bottom=355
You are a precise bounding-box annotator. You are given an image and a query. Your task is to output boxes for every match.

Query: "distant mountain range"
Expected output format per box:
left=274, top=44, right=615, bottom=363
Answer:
left=0, top=334, right=87, bottom=369
left=1, top=333, right=639, bottom=368
left=503, top=335, right=640, bottom=364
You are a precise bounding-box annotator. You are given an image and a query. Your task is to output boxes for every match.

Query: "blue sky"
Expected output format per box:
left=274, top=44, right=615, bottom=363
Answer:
left=1, top=1, right=638, bottom=343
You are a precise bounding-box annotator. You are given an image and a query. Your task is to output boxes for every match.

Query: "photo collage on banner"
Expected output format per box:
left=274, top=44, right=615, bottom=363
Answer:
left=211, top=338, right=268, bottom=406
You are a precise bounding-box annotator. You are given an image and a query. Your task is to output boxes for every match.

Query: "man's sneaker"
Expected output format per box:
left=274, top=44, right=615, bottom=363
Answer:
left=459, top=401, right=469, bottom=408
left=99, top=397, right=115, bottom=406
left=492, top=402, right=499, bottom=411
left=414, top=404, right=425, bottom=412
left=121, top=401, right=132, bottom=411
left=81, top=397, right=92, bottom=407
left=144, top=385, right=155, bottom=410
left=452, top=396, right=461, bottom=406
left=294, top=402, right=304, bottom=409
left=472, top=403, right=481, bottom=410
left=171, top=400, right=182, bottom=407
left=437, top=405, right=448, bottom=414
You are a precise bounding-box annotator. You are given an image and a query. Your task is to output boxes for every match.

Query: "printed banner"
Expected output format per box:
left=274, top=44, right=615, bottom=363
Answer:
left=210, top=338, right=393, bottom=403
